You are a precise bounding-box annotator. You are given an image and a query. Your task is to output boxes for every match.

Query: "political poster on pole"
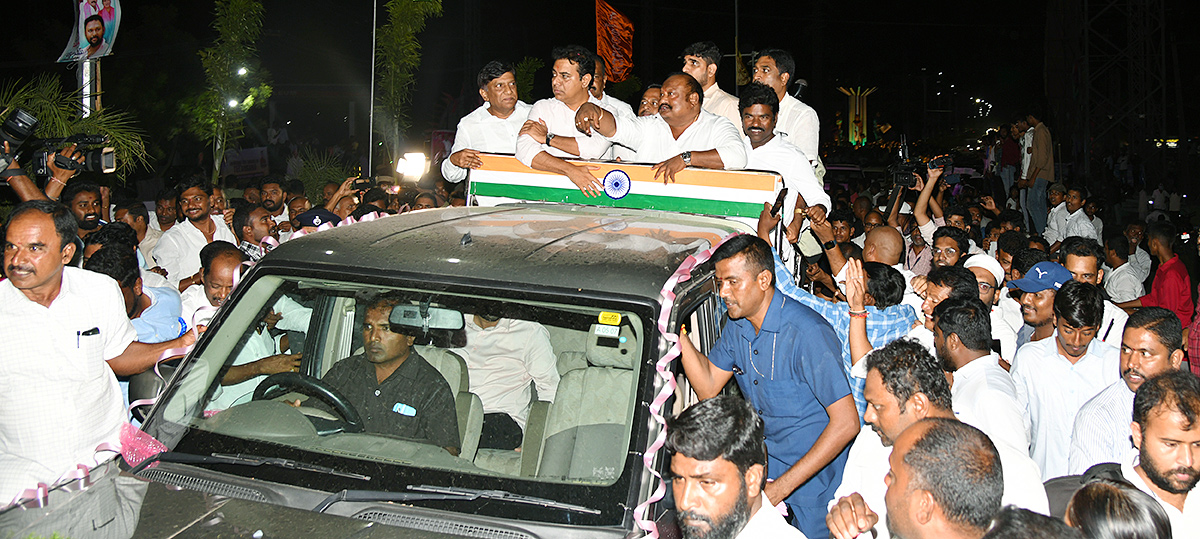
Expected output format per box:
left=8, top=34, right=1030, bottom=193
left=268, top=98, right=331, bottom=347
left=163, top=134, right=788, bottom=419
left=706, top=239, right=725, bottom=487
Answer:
left=58, top=0, right=123, bottom=63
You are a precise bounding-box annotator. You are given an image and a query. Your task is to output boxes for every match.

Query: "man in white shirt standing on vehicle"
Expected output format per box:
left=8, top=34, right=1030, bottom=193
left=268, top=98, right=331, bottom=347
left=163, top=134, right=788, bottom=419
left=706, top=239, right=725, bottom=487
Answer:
left=751, top=49, right=819, bottom=168
left=442, top=61, right=532, bottom=183
left=574, top=73, right=747, bottom=182
left=515, top=46, right=614, bottom=196
left=680, top=41, right=741, bottom=127
left=739, top=82, right=829, bottom=249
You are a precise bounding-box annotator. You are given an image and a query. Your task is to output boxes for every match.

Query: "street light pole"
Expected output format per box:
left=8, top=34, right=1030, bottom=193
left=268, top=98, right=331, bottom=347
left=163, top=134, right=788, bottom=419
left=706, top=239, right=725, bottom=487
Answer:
left=367, top=0, right=378, bottom=177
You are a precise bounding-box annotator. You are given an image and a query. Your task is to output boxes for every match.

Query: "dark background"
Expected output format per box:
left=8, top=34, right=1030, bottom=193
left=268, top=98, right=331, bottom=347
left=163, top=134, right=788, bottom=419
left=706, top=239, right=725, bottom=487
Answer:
left=6, top=0, right=1198, bottom=182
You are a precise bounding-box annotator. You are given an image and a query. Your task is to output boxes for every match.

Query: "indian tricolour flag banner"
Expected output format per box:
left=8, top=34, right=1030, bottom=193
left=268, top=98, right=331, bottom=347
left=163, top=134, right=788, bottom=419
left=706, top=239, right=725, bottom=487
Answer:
left=468, top=154, right=782, bottom=226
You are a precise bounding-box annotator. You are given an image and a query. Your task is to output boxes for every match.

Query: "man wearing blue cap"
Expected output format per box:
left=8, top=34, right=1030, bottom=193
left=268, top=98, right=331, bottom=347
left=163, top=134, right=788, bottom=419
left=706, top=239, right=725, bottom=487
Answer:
left=1009, top=279, right=1119, bottom=480
left=1008, top=260, right=1073, bottom=350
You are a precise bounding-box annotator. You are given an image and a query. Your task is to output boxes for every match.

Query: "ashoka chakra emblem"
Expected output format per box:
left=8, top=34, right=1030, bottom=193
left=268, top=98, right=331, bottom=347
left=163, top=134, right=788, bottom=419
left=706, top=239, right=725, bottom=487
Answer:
left=603, top=169, right=631, bottom=199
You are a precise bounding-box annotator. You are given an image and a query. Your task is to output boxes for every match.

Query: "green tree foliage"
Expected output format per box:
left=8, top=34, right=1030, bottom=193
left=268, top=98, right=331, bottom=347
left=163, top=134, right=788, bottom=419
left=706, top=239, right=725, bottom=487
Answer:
left=514, top=56, right=544, bottom=103
left=374, top=0, right=442, bottom=154
left=182, top=0, right=271, bottom=183
left=0, top=74, right=148, bottom=178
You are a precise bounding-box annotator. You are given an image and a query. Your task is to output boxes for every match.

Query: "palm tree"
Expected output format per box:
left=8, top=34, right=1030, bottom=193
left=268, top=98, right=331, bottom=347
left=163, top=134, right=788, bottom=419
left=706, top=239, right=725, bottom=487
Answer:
left=0, top=73, right=148, bottom=178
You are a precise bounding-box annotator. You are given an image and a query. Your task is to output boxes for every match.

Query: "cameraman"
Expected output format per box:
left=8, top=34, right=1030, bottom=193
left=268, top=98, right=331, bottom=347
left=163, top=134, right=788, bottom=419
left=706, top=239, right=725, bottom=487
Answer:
left=2, top=141, right=85, bottom=204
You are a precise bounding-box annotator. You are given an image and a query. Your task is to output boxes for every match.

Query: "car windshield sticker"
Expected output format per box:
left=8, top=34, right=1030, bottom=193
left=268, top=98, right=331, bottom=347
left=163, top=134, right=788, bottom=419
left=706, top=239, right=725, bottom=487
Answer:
left=603, top=169, right=631, bottom=199
left=598, top=312, right=621, bottom=325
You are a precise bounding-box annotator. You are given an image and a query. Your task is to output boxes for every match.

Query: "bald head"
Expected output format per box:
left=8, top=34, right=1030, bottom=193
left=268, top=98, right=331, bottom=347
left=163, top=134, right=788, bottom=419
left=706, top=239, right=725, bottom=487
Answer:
left=864, top=226, right=904, bottom=266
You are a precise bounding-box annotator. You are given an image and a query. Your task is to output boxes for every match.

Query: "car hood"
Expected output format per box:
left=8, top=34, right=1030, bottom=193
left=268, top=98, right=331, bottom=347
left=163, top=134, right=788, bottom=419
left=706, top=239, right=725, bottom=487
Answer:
left=1, top=461, right=492, bottom=539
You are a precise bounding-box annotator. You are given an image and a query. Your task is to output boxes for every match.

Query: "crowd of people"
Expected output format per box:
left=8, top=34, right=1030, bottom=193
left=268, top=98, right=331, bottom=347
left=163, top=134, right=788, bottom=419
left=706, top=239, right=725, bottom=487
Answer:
left=3, top=38, right=1199, bottom=539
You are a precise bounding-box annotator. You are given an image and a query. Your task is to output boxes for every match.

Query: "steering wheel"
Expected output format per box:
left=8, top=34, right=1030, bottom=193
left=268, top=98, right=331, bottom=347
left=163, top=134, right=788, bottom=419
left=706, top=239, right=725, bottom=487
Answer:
left=252, top=372, right=365, bottom=434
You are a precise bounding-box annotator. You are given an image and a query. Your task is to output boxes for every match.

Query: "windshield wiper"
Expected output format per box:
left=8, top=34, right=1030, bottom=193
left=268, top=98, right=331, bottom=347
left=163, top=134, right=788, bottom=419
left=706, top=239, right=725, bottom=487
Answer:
left=127, top=451, right=371, bottom=481
left=314, top=484, right=600, bottom=515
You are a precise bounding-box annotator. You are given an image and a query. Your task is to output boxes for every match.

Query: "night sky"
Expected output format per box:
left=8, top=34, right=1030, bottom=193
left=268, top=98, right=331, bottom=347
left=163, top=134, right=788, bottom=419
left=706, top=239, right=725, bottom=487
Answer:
left=7, top=0, right=1198, bottom=176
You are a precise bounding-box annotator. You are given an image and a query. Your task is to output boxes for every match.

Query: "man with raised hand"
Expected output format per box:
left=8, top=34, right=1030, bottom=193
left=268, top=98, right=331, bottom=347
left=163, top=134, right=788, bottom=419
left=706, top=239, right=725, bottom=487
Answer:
left=574, top=72, right=746, bottom=183
left=678, top=234, right=858, bottom=538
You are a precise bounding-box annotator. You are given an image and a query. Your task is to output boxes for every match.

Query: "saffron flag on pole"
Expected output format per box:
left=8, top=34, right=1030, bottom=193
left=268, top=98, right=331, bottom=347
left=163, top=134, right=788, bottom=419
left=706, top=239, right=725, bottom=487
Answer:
left=596, top=0, right=634, bottom=83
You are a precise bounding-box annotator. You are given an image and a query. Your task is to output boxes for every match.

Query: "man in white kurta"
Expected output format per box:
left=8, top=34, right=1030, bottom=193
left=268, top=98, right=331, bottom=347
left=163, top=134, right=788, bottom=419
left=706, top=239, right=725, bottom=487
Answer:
left=514, top=47, right=614, bottom=195
left=576, top=73, right=747, bottom=174
left=750, top=49, right=820, bottom=163
left=680, top=41, right=741, bottom=127
left=154, top=180, right=237, bottom=289
left=442, top=62, right=531, bottom=183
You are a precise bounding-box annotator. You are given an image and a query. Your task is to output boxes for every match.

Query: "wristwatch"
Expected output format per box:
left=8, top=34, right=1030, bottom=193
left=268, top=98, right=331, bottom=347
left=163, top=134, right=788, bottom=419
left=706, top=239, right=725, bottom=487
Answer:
left=681, top=151, right=692, bottom=166
left=545, top=132, right=556, bottom=146
left=821, top=239, right=837, bottom=251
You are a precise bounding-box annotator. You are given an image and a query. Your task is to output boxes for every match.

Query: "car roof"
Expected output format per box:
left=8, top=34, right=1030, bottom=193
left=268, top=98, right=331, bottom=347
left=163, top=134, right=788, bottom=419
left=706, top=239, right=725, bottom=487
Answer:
left=260, top=204, right=744, bottom=300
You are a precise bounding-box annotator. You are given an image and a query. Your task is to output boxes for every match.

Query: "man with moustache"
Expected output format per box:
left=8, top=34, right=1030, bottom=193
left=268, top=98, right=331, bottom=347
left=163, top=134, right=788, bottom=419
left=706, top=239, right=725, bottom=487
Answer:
left=60, top=181, right=105, bottom=241
left=1011, top=280, right=1120, bottom=480
left=257, top=177, right=292, bottom=237
left=668, top=396, right=804, bottom=539
left=638, top=84, right=662, bottom=117
left=574, top=73, right=747, bottom=182
left=176, top=242, right=308, bottom=411
left=153, top=176, right=238, bottom=291
left=750, top=49, right=819, bottom=164
left=1069, top=307, right=1183, bottom=473
left=0, top=200, right=195, bottom=501
left=826, top=339, right=1047, bottom=539
left=740, top=82, right=829, bottom=246
left=680, top=41, right=740, bottom=126
left=317, top=296, right=460, bottom=455
left=82, top=15, right=109, bottom=58
left=232, top=205, right=279, bottom=262
left=1058, top=237, right=1128, bottom=345
left=514, top=45, right=613, bottom=196
left=151, top=187, right=178, bottom=232
left=442, top=61, right=532, bottom=183
left=1121, top=370, right=1200, bottom=534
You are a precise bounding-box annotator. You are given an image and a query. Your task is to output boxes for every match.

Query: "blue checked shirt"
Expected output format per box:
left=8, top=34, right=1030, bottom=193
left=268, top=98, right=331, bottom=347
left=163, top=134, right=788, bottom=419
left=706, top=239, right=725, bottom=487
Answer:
left=773, top=253, right=918, bottom=420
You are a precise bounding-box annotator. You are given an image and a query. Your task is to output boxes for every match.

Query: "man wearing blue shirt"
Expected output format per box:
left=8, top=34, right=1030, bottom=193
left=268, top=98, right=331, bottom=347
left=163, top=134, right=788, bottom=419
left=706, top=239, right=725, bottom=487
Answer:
left=679, top=234, right=860, bottom=538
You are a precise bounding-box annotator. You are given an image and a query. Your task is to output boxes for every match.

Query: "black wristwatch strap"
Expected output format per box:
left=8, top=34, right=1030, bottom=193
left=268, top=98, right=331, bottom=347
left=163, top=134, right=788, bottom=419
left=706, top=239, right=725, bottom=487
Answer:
left=1, top=167, right=27, bottom=178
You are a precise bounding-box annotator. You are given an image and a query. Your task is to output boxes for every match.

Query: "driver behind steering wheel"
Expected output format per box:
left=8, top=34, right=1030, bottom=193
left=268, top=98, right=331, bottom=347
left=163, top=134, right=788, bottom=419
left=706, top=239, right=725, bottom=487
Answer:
left=316, top=295, right=461, bottom=456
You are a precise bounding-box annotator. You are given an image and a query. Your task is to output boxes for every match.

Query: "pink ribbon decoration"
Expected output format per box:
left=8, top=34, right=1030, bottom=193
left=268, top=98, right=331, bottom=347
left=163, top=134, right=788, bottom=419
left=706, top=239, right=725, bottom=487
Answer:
left=633, top=233, right=737, bottom=537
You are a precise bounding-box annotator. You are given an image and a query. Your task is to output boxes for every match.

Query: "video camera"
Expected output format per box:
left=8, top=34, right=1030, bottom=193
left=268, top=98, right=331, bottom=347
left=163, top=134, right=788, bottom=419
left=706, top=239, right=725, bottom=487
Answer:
left=0, top=108, right=38, bottom=170
left=888, top=135, right=952, bottom=188
left=0, top=107, right=116, bottom=177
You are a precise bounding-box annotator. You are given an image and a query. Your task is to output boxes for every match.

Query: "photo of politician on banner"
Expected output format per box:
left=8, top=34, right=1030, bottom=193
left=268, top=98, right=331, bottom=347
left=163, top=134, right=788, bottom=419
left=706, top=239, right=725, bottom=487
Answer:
left=58, top=0, right=123, bottom=63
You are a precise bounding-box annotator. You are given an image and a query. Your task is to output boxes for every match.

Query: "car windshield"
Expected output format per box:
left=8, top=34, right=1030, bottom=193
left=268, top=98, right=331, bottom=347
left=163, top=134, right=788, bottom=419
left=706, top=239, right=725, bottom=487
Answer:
left=145, top=270, right=649, bottom=523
